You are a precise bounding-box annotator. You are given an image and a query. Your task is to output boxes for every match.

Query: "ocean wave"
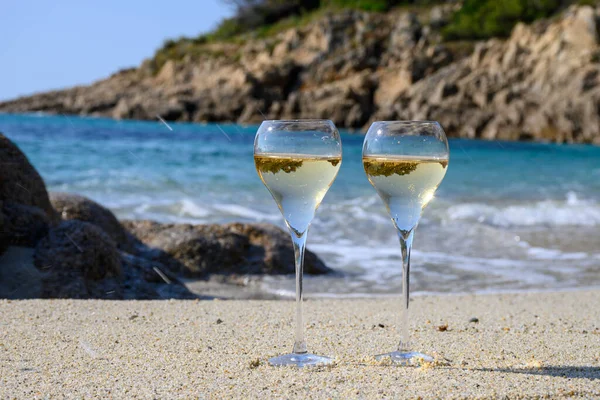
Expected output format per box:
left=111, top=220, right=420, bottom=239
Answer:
left=310, top=241, right=598, bottom=270
left=180, top=198, right=211, bottom=218
left=445, top=192, right=600, bottom=227
left=526, top=247, right=589, bottom=260
left=108, top=197, right=281, bottom=224
left=212, top=203, right=279, bottom=221
left=261, top=239, right=600, bottom=298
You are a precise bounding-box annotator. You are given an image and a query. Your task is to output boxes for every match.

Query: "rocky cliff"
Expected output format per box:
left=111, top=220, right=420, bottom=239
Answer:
left=1, top=4, right=600, bottom=144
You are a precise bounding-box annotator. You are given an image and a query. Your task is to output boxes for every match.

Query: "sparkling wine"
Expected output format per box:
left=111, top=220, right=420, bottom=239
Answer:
left=255, top=153, right=341, bottom=235
left=363, top=155, right=448, bottom=232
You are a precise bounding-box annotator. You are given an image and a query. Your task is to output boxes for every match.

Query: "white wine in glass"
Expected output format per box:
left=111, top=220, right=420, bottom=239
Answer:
left=255, top=154, right=341, bottom=236
left=362, top=121, right=449, bottom=365
left=254, top=120, right=342, bottom=367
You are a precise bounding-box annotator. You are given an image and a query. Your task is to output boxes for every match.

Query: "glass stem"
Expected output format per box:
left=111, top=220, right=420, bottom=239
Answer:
left=290, top=230, right=308, bottom=354
left=397, top=228, right=415, bottom=352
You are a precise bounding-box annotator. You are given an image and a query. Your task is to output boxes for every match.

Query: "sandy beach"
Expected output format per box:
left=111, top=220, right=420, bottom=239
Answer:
left=1, top=290, right=599, bottom=399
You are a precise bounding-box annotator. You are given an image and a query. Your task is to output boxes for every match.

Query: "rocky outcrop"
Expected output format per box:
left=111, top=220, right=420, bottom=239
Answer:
left=0, top=135, right=57, bottom=219
left=35, top=220, right=122, bottom=281
left=122, top=220, right=332, bottom=277
left=3, top=5, right=599, bottom=143
left=374, top=6, right=600, bottom=143
left=0, top=133, right=195, bottom=299
left=50, top=192, right=135, bottom=251
left=2, top=202, right=50, bottom=247
left=34, top=220, right=122, bottom=297
left=0, top=133, right=333, bottom=299
left=0, top=134, right=57, bottom=250
left=0, top=206, right=5, bottom=254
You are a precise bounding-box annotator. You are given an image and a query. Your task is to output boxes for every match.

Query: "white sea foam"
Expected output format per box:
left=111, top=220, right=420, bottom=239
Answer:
left=527, top=247, right=588, bottom=261
left=445, top=195, right=600, bottom=227
left=212, top=203, right=279, bottom=221
left=308, top=241, right=599, bottom=289
left=179, top=198, right=211, bottom=218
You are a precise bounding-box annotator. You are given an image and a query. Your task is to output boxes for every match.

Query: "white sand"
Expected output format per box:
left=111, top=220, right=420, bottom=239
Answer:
left=1, top=290, right=599, bottom=399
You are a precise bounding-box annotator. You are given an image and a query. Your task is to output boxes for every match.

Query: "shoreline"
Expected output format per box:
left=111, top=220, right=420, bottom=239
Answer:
left=183, top=275, right=600, bottom=300
left=2, top=290, right=599, bottom=398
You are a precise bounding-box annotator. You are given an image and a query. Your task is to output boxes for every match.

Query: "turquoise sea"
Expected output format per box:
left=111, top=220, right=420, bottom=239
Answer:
left=2, top=113, right=600, bottom=297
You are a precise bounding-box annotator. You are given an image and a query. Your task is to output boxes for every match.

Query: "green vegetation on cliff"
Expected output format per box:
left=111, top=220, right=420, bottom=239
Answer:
left=443, top=0, right=595, bottom=39
left=150, top=0, right=597, bottom=73
left=207, top=0, right=444, bottom=40
left=149, top=0, right=445, bottom=72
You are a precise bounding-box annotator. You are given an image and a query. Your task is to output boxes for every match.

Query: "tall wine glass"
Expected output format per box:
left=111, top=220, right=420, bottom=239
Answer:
left=362, top=121, right=449, bottom=364
left=254, top=120, right=342, bottom=367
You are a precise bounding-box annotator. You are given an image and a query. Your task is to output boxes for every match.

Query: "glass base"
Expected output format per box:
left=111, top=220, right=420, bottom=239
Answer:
left=268, top=353, right=333, bottom=367
left=375, top=351, right=434, bottom=365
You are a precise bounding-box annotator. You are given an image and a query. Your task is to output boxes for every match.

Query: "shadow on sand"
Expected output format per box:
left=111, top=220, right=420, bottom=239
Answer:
left=476, top=366, right=600, bottom=380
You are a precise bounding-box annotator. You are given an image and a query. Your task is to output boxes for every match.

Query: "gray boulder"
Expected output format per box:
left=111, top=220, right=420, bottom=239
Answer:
left=122, top=220, right=332, bottom=278
left=50, top=192, right=134, bottom=251
left=0, top=204, right=5, bottom=254
left=227, top=223, right=330, bottom=275
left=0, top=135, right=198, bottom=300
left=0, top=133, right=57, bottom=220
left=0, top=133, right=58, bottom=251
left=34, top=220, right=122, bottom=281
left=30, top=219, right=196, bottom=299
left=1, top=203, right=50, bottom=247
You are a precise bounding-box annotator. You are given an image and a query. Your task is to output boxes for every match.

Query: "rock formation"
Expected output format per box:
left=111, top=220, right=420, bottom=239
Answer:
left=122, top=220, right=331, bottom=277
left=50, top=192, right=135, bottom=252
left=0, top=133, right=332, bottom=299
left=375, top=6, right=600, bottom=143
left=0, top=134, right=57, bottom=249
left=1, top=5, right=599, bottom=143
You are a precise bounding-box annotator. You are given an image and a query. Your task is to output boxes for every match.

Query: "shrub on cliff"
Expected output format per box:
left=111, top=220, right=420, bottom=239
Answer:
left=443, top=0, right=571, bottom=40
left=328, top=0, right=442, bottom=12
left=212, top=0, right=444, bottom=40
left=215, top=0, right=320, bottom=40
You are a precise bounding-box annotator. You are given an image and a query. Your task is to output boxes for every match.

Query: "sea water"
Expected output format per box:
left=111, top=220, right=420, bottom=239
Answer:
left=2, top=113, right=599, bottom=297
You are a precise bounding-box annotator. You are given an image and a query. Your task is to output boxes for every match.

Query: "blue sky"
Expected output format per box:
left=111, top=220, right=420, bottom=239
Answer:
left=1, top=1, right=231, bottom=101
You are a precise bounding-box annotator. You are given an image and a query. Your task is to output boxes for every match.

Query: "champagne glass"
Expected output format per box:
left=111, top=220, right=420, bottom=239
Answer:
left=362, top=121, right=449, bottom=365
left=254, top=120, right=342, bottom=367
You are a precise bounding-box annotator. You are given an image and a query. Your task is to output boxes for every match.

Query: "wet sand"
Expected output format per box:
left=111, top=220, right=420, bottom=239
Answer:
left=1, top=290, right=599, bottom=398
